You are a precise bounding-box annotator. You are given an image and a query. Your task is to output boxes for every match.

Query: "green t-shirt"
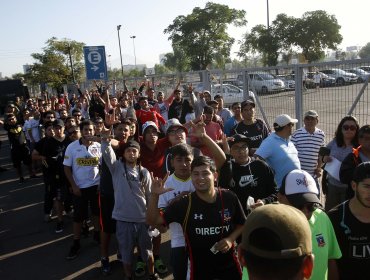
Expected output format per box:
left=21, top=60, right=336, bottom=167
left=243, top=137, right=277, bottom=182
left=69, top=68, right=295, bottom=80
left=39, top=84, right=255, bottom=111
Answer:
left=309, top=208, right=342, bottom=280
left=241, top=208, right=341, bottom=280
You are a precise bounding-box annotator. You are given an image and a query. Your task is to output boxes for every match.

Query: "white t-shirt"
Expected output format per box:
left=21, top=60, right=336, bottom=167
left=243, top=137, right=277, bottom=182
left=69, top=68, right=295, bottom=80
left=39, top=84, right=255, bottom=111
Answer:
left=24, top=118, right=41, bottom=142
left=63, top=139, right=101, bottom=189
left=158, top=174, right=195, bottom=248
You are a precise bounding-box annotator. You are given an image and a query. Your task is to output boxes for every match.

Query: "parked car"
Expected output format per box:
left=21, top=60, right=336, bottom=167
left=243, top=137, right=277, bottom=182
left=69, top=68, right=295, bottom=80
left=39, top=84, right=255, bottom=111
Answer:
left=212, top=83, right=254, bottom=105
left=359, top=66, right=370, bottom=73
left=344, top=68, right=370, bottom=83
left=277, top=74, right=295, bottom=91
left=245, top=72, right=285, bottom=94
left=320, top=69, right=358, bottom=86
left=306, top=72, right=336, bottom=87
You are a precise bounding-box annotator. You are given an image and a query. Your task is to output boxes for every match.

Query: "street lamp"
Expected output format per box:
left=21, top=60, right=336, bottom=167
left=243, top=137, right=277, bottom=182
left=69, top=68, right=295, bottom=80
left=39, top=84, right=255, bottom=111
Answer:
left=117, top=25, right=124, bottom=83
left=130, top=35, right=137, bottom=68
left=266, top=0, right=270, bottom=30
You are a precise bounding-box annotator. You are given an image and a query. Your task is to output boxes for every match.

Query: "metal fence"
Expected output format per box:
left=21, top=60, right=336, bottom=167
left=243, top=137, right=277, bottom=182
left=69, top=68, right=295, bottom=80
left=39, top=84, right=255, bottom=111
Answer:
left=76, top=58, right=370, bottom=143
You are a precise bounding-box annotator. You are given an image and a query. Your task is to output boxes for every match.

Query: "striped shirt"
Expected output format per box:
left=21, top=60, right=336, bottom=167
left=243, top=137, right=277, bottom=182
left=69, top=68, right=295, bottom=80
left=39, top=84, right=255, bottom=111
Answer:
left=291, top=127, right=325, bottom=176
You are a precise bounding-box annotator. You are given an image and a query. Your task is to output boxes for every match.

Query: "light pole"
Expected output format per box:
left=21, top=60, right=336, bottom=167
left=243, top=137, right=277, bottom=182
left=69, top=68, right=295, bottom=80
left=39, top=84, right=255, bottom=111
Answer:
left=266, top=0, right=270, bottom=30
left=130, top=35, right=137, bottom=68
left=117, top=25, right=124, bottom=83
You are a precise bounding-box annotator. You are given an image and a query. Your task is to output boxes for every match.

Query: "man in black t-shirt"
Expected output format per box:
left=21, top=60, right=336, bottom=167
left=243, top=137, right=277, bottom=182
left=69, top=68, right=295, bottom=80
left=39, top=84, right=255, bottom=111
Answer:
left=219, top=134, right=277, bottom=214
left=42, top=119, right=70, bottom=233
left=147, top=156, right=246, bottom=280
left=328, top=162, right=370, bottom=280
left=231, top=96, right=269, bottom=155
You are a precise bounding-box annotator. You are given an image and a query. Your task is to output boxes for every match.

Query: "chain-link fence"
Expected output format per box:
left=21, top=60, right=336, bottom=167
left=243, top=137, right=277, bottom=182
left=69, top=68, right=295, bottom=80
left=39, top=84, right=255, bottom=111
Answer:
left=74, top=58, right=370, bottom=143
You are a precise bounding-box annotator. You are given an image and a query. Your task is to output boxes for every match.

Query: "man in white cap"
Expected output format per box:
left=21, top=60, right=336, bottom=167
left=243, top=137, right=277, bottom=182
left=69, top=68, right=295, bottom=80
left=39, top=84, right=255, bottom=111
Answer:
left=278, top=169, right=341, bottom=280
left=255, top=114, right=301, bottom=188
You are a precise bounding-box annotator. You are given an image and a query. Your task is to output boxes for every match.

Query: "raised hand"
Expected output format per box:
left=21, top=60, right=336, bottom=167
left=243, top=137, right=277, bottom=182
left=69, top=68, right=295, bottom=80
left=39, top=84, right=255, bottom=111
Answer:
left=150, top=172, right=173, bottom=195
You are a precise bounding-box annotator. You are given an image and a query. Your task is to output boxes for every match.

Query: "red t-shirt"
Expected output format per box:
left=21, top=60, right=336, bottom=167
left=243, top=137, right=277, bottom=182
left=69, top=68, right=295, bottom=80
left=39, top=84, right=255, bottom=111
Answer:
left=136, top=109, right=166, bottom=128
left=140, top=137, right=170, bottom=178
left=191, top=121, right=223, bottom=158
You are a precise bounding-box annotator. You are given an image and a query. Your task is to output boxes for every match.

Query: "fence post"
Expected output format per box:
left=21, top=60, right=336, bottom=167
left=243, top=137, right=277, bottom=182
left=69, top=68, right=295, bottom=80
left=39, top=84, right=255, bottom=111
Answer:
left=294, top=64, right=303, bottom=128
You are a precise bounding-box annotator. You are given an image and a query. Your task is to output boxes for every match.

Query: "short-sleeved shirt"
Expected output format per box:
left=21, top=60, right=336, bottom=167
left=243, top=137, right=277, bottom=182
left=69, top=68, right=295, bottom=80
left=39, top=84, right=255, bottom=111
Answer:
left=255, top=133, right=301, bottom=188
left=328, top=201, right=370, bottom=280
left=162, top=189, right=246, bottom=279
left=63, top=139, right=101, bottom=189
left=158, top=174, right=195, bottom=248
left=140, top=137, right=171, bottom=179
left=231, top=119, right=270, bottom=149
left=309, top=208, right=342, bottom=280
left=291, top=127, right=325, bottom=176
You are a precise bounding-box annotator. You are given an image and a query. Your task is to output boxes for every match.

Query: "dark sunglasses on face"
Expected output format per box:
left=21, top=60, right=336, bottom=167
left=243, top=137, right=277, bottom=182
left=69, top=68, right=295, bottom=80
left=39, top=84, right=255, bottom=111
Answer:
left=342, top=125, right=356, bottom=131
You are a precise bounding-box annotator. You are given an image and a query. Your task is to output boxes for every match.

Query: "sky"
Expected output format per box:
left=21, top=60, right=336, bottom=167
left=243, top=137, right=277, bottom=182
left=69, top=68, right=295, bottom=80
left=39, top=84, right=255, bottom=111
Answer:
left=1, top=0, right=369, bottom=78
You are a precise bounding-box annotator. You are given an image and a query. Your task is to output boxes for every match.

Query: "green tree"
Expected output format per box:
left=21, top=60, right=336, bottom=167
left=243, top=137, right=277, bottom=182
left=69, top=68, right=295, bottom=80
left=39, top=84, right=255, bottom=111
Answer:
left=286, top=10, right=342, bottom=62
left=359, top=43, right=370, bottom=59
left=164, top=2, right=246, bottom=70
left=161, top=47, right=190, bottom=72
left=26, top=37, right=85, bottom=91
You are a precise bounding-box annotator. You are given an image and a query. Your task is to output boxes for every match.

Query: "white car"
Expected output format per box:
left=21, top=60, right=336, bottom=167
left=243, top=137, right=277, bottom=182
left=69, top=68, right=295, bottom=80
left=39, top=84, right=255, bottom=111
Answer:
left=344, top=68, right=370, bottom=83
left=212, top=84, right=253, bottom=105
left=320, top=69, right=358, bottom=86
left=247, top=72, right=285, bottom=94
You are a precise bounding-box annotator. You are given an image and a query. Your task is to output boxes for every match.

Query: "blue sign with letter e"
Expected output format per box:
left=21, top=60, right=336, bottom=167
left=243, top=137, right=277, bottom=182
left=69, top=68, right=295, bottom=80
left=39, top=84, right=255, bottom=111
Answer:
left=83, top=46, right=108, bottom=80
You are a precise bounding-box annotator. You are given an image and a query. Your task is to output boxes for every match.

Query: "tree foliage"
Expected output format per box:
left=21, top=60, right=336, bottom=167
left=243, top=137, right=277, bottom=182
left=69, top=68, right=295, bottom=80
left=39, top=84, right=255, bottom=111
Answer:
left=26, top=37, right=85, bottom=91
left=359, top=43, right=370, bottom=59
left=240, top=10, right=342, bottom=65
left=164, top=2, right=246, bottom=70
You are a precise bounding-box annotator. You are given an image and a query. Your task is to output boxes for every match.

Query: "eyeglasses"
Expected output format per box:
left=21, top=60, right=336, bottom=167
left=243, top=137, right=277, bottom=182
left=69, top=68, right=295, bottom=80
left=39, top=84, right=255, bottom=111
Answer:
left=168, top=128, right=185, bottom=135
left=342, top=125, right=356, bottom=131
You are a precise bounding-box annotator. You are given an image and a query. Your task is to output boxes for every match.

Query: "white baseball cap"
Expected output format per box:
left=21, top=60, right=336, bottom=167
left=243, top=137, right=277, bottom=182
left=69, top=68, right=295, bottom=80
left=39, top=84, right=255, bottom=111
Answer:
left=142, top=121, right=159, bottom=135
left=274, top=114, right=298, bottom=128
left=279, top=169, right=321, bottom=207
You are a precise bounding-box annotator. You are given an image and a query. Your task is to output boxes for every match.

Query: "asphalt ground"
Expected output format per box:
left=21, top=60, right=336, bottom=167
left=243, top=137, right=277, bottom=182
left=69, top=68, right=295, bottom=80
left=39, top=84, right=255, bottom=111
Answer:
left=0, top=129, right=172, bottom=280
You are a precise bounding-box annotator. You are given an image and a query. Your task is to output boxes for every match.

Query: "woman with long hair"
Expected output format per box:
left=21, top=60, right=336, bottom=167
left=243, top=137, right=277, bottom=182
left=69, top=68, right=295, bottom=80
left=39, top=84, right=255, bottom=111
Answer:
left=323, top=115, right=359, bottom=211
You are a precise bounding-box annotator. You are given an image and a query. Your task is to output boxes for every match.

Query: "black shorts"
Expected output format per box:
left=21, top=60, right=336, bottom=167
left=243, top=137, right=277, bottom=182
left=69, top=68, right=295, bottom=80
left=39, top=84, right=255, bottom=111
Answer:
left=48, top=174, right=67, bottom=201
left=99, top=193, right=116, bottom=234
left=11, top=145, right=31, bottom=168
left=73, top=185, right=99, bottom=223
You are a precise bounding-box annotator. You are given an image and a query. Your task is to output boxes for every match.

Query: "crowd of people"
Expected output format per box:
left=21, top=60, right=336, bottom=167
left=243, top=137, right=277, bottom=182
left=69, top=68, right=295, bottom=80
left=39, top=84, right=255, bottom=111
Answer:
left=0, top=80, right=369, bottom=280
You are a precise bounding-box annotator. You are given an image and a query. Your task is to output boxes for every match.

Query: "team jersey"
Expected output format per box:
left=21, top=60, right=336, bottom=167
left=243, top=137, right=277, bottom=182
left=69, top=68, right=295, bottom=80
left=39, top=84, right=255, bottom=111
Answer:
left=63, top=139, right=101, bottom=189
left=163, top=189, right=246, bottom=280
left=328, top=201, right=370, bottom=280
left=158, top=174, right=195, bottom=248
left=231, top=119, right=270, bottom=149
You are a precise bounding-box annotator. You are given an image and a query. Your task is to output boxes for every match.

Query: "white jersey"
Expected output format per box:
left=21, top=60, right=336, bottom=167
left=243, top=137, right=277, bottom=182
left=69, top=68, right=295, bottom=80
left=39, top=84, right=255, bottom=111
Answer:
left=158, top=174, right=195, bottom=248
left=63, top=139, right=101, bottom=189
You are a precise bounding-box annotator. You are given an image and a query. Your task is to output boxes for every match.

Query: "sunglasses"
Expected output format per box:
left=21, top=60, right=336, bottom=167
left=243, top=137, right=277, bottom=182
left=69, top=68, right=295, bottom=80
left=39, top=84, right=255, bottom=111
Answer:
left=342, top=125, right=356, bottom=131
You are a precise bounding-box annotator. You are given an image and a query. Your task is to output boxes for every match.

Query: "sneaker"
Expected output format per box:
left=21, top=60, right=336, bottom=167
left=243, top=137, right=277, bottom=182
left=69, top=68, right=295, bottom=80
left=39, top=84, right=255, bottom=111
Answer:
left=55, top=221, right=64, bottom=233
left=19, top=177, right=25, bottom=184
left=148, top=273, right=162, bottom=280
left=93, top=231, right=100, bottom=244
left=101, top=257, right=111, bottom=275
left=66, top=243, right=80, bottom=260
left=135, top=261, right=146, bottom=278
left=44, top=214, right=52, bottom=223
left=154, top=258, right=168, bottom=274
